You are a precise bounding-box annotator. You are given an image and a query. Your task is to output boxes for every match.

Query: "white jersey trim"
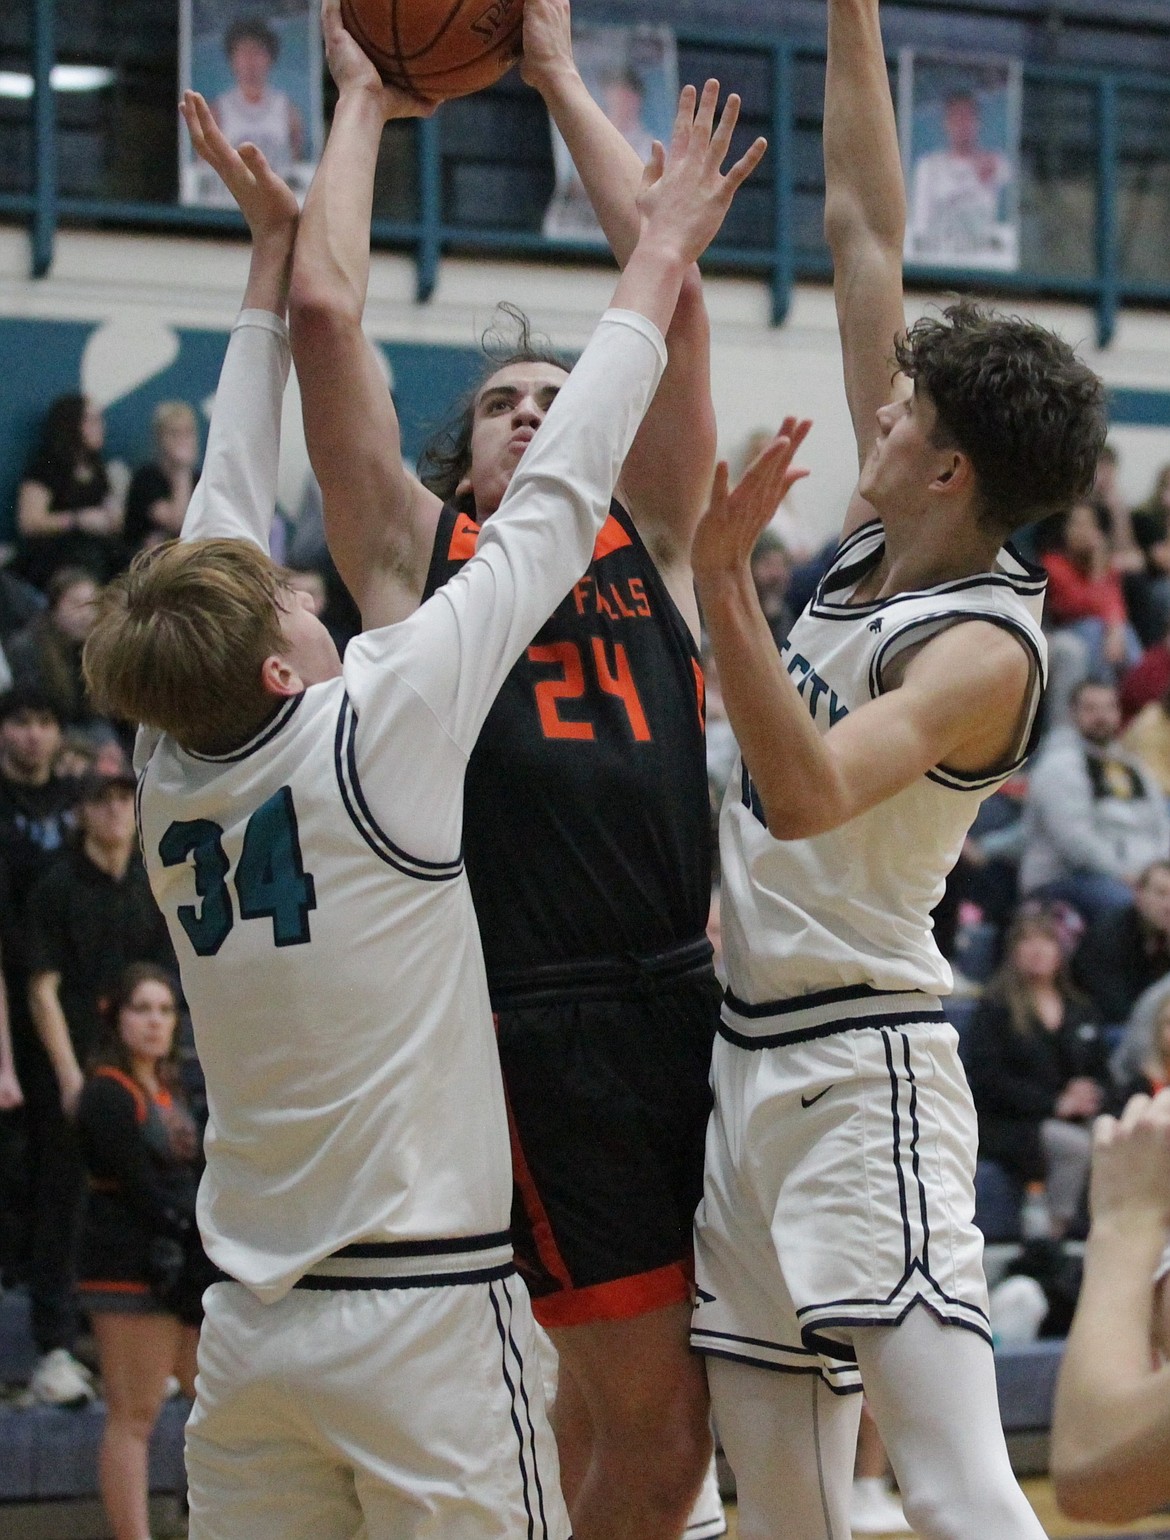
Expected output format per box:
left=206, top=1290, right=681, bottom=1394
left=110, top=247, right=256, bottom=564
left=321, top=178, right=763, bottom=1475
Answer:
left=333, top=693, right=464, bottom=882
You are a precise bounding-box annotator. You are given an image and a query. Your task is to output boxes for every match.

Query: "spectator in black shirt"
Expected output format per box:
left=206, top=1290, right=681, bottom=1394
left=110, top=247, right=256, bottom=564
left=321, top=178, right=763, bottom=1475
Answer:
left=967, top=902, right=1112, bottom=1237
left=123, top=401, right=200, bottom=556
left=22, top=768, right=173, bottom=1402
left=14, top=394, right=124, bottom=587
left=1073, top=859, right=1170, bottom=1027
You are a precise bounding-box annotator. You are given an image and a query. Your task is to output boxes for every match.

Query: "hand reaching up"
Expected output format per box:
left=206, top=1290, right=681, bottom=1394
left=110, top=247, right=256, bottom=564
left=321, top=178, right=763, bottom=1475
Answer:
left=636, top=80, right=767, bottom=267
left=181, top=91, right=299, bottom=239
left=693, top=418, right=813, bottom=588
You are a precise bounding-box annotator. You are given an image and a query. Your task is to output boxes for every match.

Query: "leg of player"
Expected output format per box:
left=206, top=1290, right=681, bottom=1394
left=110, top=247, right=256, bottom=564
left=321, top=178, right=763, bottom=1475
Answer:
left=706, top=1355, right=861, bottom=1540
left=852, top=1308, right=1047, bottom=1540
left=550, top=1302, right=712, bottom=1540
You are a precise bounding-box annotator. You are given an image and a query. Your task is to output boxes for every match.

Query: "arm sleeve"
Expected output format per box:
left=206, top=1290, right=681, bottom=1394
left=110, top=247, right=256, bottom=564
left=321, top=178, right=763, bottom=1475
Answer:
left=343, top=309, right=666, bottom=833
left=76, top=1078, right=189, bottom=1237
left=179, top=309, right=290, bottom=550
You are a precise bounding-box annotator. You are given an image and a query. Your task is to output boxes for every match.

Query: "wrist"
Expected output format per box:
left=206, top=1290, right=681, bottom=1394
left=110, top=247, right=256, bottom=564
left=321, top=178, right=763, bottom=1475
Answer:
left=694, top=560, right=755, bottom=605
left=1089, top=1209, right=1167, bottom=1257
left=533, top=59, right=584, bottom=104
left=335, top=82, right=392, bottom=128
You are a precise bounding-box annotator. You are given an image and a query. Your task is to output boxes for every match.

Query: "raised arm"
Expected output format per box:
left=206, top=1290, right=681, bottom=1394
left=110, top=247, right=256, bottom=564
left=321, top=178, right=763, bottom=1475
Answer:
left=692, top=435, right=1033, bottom=839
left=177, top=91, right=297, bottom=550
left=365, top=83, right=765, bottom=759
left=824, top=0, right=909, bottom=538
left=1052, top=1092, right=1170, bottom=1523
left=288, top=0, right=439, bottom=629
left=522, top=0, right=718, bottom=566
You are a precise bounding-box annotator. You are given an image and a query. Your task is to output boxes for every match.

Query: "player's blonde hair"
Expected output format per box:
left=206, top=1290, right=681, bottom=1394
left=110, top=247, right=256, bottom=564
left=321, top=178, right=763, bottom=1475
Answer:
left=84, top=539, right=285, bottom=755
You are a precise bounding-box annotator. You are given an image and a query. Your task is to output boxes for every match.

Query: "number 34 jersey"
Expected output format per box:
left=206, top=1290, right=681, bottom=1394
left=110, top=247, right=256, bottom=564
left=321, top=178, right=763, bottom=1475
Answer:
left=423, top=499, right=711, bottom=986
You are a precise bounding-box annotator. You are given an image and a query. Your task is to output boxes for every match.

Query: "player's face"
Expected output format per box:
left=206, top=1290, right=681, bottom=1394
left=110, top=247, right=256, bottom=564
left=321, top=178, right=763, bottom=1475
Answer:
left=230, top=38, right=273, bottom=95
left=118, top=979, right=178, bottom=1066
left=0, top=709, right=61, bottom=780
left=466, top=362, right=570, bottom=518
left=944, top=97, right=980, bottom=155
left=276, top=585, right=342, bottom=687
left=859, top=388, right=950, bottom=515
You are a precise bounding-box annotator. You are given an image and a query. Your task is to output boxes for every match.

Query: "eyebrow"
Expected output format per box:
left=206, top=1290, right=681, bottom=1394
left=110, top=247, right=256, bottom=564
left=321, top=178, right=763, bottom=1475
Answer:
left=477, top=383, right=562, bottom=412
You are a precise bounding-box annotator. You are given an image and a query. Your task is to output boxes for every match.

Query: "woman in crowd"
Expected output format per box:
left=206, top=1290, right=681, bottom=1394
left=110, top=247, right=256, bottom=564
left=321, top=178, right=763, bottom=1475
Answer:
left=123, top=401, right=200, bottom=556
left=966, top=902, right=1112, bottom=1237
left=75, top=964, right=208, bottom=1540
left=5, top=567, right=104, bottom=737
left=15, top=395, right=125, bottom=587
left=1041, top=498, right=1142, bottom=680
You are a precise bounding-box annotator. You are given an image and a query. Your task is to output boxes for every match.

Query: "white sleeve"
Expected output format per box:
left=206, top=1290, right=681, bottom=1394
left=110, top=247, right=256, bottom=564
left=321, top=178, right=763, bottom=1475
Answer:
left=345, top=308, right=666, bottom=762
left=180, top=309, right=290, bottom=550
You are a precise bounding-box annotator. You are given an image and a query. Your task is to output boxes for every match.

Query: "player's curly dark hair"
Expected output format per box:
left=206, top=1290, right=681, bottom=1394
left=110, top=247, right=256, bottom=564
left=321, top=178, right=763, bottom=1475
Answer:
left=418, top=304, right=572, bottom=514
left=892, top=299, right=1107, bottom=536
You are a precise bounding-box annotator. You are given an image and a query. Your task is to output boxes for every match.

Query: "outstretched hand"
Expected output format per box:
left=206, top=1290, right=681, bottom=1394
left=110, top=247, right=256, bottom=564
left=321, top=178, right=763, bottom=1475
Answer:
left=180, top=91, right=299, bottom=238
left=636, top=80, right=768, bottom=266
left=1089, top=1089, right=1170, bottom=1233
left=320, top=0, right=437, bottom=119
left=519, top=0, right=575, bottom=93
left=692, top=418, right=813, bottom=585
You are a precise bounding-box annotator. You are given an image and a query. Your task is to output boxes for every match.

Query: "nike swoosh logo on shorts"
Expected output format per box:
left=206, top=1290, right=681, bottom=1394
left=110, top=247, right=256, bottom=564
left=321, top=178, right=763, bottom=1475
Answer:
left=801, top=1086, right=833, bottom=1108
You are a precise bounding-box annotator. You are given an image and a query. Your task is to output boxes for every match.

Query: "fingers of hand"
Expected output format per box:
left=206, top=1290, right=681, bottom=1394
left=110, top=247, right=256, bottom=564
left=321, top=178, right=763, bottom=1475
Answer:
left=692, top=78, right=720, bottom=144
left=708, top=92, right=741, bottom=169
left=670, top=83, right=697, bottom=158
left=725, top=136, right=768, bottom=193
left=705, top=461, right=731, bottom=521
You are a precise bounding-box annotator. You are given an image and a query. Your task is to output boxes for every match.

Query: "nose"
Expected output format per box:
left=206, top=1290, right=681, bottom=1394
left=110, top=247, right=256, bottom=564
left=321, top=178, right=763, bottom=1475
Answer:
left=512, top=396, right=542, bottom=430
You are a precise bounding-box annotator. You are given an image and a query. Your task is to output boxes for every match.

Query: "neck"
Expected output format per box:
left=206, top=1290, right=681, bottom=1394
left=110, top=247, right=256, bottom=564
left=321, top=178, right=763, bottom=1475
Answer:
left=83, top=834, right=133, bottom=880
left=873, top=509, right=1003, bottom=599
left=129, top=1055, right=159, bottom=1094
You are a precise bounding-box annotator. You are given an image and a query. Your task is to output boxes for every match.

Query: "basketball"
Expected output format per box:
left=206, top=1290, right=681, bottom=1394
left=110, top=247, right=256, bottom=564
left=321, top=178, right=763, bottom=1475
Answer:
left=340, top=0, right=525, bottom=102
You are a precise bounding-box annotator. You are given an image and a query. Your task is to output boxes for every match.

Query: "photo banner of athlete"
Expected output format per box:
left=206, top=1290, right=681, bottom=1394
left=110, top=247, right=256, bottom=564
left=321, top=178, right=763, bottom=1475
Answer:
left=542, top=24, right=679, bottom=243
left=899, top=48, right=1022, bottom=273
left=179, top=0, right=323, bottom=207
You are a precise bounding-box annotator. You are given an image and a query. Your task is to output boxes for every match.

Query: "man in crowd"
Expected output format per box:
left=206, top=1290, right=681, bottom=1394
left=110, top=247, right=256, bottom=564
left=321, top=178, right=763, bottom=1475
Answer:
left=0, top=688, right=90, bottom=1402
left=23, top=768, right=174, bottom=1404
left=1021, top=679, right=1170, bottom=920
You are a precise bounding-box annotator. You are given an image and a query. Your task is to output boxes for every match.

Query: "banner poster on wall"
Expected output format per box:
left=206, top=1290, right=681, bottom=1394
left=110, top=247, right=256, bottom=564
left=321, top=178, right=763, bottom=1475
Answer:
left=180, top=0, right=323, bottom=206
left=899, top=48, right=1022, bottom=272
left=543, top=25, right=679, bottom=243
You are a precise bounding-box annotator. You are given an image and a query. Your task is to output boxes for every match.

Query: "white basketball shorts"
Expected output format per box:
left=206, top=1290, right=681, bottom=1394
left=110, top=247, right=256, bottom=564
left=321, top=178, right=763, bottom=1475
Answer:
left=691, top=989, right=990, bottom=1394
left=187, top=1247, right=570, bottom=1540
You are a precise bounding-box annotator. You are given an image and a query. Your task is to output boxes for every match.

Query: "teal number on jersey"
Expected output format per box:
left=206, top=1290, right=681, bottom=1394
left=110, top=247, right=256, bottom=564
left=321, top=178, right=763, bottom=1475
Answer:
left=159, top=787, right=316, bottom=956
left=158, top=818, right=234, bottom=957
left=235, top=786, right=317, bottom=947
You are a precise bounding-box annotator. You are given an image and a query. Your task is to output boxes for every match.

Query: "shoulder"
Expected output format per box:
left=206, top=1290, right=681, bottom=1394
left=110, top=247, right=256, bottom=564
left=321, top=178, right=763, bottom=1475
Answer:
left=79, top=1068, right=146, bottom=1124
left=902, top=617, right=1033, bottom=704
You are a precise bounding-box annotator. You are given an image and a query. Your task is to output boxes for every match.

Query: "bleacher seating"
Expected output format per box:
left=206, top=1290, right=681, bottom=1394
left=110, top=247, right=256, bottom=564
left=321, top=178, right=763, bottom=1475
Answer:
left=0, top=1291, right=187, bottom=1514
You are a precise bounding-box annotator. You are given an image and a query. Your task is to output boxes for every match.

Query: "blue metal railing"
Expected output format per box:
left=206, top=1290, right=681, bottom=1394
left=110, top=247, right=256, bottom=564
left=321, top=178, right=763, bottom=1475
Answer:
left=15, top=1, right=1170, bottom=346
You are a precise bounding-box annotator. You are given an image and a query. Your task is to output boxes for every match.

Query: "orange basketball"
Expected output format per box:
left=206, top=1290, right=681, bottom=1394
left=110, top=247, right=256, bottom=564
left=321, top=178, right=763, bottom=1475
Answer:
left=341, top=0, right=525, bottom=102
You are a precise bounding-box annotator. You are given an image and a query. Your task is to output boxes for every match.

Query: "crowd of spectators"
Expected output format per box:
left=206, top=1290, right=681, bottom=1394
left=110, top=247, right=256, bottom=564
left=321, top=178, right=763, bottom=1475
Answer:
left=0, top=389, right=360, bottom=1456
left=706, top=432, right=1170, bottom=1254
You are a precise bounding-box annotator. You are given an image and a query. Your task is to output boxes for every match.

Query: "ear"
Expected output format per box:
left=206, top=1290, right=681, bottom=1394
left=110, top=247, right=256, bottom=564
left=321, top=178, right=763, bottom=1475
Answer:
left=454, top=474, right=473, bottom=501
left=259, top=653, right=305, bottom=699
left=930, top=450, right=974, bottom=499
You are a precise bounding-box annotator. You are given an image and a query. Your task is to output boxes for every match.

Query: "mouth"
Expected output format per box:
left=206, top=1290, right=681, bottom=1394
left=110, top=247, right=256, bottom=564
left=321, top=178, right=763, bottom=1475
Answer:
left=508, top=432, right=534, bottom=452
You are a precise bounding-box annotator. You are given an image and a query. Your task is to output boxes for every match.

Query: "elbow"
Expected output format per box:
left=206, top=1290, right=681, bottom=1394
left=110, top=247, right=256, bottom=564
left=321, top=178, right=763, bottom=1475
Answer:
left=287, top=270, right=362, bottom=344
left=762, top=795, right=843, bottom=842
left=1052, top=1458, right=1144, bottom=1526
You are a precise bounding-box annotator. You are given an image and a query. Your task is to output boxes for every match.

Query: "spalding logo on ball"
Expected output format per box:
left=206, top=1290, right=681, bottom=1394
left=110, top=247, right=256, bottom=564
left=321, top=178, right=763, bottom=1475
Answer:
left=342, top=0, right=524, bottom=102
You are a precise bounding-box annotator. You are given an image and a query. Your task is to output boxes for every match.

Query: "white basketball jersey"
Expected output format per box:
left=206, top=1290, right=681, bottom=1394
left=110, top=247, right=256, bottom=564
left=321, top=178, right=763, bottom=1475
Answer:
left=136, top=306, right=666, bottom=1303
left=720, top=520, right=1047, bottom=1006
left=215, top=87, right=296, bottom=175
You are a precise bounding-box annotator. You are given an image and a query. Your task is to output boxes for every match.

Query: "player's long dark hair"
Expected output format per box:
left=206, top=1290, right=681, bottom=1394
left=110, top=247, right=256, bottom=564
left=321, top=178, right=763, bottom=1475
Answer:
left=418, top=304, right=572, bottom=515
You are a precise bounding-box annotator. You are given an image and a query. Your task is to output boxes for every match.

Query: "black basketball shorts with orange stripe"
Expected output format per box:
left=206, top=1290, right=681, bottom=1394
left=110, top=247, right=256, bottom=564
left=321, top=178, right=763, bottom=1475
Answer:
left=494, top=950, right=721, bottom=1330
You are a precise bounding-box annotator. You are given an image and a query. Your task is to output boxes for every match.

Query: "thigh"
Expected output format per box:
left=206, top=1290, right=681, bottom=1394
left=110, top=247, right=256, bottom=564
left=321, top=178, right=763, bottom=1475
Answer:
left=500, top=987, right=716, bottom=1328
left=350, top=1272, right=570, bottom=1540
left=850, top=1309, right=1046, bottom=1540
left=550, top=1298, right=707, bottom=1435
left=707, top=1355, right=860, bottom=1540
left=186, top=1285, right=363, bottom=1540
